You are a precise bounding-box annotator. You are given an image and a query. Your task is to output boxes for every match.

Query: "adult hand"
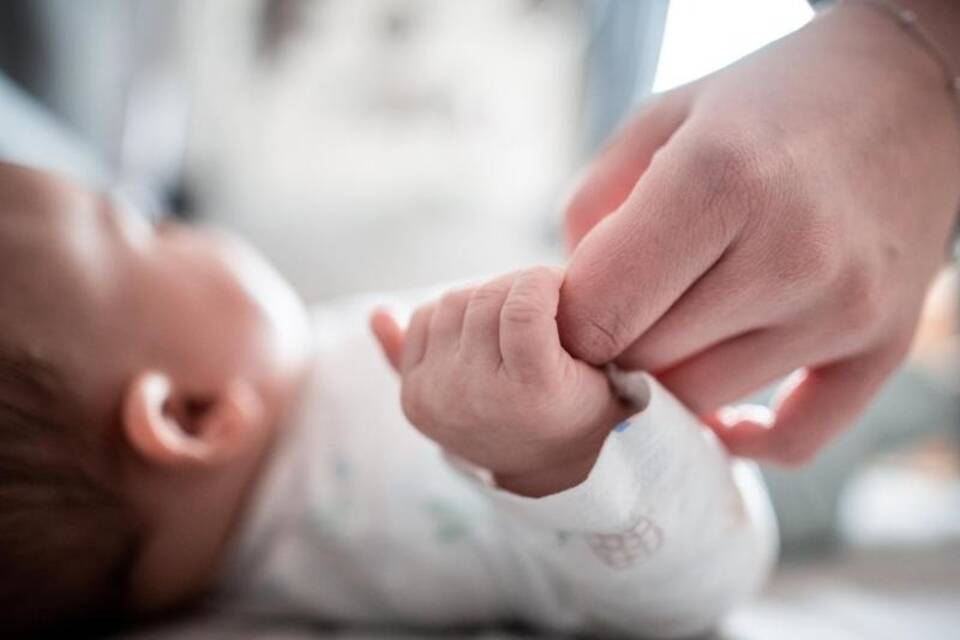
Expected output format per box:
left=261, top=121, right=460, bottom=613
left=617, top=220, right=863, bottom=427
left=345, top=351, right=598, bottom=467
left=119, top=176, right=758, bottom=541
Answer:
left=558, top=4, right=960, bottom=465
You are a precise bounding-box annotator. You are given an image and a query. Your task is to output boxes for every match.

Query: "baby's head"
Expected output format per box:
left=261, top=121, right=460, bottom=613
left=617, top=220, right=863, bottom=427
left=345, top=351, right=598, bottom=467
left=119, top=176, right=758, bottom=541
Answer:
left=0, top=162, right=311, bottom=634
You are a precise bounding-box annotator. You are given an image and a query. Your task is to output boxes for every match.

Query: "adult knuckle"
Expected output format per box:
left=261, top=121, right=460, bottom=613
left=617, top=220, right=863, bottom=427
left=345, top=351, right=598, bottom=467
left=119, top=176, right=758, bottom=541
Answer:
left=834, top=257, right=884, bottom=335
left=680, top=132, right=781, bottom=243
left=687, top=134, right=768, bottom=208
left=688, top=134, right=755, bottom=181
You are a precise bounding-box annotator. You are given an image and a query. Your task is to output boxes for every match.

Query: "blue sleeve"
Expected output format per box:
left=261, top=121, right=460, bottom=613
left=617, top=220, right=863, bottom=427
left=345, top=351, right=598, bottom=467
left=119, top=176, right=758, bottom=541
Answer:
left=0, top=72, right=108, bottom=188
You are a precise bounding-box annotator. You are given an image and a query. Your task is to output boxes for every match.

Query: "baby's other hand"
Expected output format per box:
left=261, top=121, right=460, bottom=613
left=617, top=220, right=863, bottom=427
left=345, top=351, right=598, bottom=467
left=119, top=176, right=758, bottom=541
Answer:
left=371, top=267, right=631, bottom=497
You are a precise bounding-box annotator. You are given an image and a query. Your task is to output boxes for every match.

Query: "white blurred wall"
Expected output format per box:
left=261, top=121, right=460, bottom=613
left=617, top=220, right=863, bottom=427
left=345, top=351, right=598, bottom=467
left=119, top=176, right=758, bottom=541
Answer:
left=181, top=0, right=586, bottom=302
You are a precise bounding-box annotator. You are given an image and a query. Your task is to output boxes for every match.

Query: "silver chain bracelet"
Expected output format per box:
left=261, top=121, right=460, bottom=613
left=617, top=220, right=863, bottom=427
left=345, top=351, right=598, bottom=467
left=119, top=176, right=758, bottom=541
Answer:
left=825, top=0, right=960, bottom=257
left=825, top=0, right=960, bottom=113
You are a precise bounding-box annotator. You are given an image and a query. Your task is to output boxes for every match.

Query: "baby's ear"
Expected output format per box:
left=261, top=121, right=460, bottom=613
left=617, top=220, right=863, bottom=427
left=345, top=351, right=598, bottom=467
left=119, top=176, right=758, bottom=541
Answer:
left=122, top=371, right=265, bottom=467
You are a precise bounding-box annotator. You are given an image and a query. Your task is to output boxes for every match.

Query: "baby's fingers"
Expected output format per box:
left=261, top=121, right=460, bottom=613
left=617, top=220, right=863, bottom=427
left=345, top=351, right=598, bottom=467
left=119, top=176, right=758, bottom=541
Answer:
left=462, top=272, right=516, bottom=366
left=370, top=308, right=404, bottom=374
left=500, top=267, right=565, bottom=380
left=427, top=288, right=472, bottom=357
left=403, top=303, right=436, bottom=373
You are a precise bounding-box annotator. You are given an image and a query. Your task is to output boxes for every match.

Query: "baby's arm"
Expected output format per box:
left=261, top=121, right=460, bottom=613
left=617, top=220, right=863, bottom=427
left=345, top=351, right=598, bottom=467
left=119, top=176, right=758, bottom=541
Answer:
left=372, top=267, right=777, bottom=638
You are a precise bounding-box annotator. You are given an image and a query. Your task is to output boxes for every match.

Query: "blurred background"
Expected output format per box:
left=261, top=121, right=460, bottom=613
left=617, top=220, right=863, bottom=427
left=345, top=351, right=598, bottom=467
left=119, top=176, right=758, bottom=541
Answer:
left=0, top=1, right=957, bottom=637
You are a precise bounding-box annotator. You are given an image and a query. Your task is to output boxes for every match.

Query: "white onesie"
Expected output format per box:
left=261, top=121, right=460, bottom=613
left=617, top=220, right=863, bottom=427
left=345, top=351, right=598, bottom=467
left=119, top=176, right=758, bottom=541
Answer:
left=217, top=298, right=778, bottom=639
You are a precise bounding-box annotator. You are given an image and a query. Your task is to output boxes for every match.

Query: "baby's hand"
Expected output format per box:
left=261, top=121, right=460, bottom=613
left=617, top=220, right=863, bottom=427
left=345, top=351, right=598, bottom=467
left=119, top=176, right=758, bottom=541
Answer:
left=372, top=267, right=631, bottom=497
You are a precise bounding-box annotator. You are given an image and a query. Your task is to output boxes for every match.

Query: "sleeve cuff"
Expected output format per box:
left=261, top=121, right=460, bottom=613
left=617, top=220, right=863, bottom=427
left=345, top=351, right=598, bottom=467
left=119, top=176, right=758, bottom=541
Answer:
left=445, top=371, right=720, bottom=533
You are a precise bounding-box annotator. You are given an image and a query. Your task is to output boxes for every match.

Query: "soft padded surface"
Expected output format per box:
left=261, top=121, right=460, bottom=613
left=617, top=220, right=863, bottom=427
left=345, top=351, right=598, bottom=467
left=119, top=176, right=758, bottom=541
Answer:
left=126, top=541, right=960, bottom=640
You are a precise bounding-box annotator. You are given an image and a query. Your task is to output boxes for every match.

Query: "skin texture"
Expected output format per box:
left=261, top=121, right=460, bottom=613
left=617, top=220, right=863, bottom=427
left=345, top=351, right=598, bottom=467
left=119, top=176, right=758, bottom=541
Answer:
left=371, top=267, right=632, bottom=498
left=559, top=3, right=960, bottom=466
left=0, top=162, right=312, bottom=613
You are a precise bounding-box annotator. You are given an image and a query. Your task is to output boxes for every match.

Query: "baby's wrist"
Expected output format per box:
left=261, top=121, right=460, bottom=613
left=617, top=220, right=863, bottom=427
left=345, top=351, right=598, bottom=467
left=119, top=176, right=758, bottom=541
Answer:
left=491, top=396, right=632, bottom=498
left=492, top=447, right=600, bottom=498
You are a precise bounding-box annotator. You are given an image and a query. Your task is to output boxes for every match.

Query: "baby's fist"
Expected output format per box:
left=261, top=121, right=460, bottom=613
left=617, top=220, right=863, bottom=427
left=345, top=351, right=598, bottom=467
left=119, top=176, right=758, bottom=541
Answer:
left=372, top=267, right=630, bottom=496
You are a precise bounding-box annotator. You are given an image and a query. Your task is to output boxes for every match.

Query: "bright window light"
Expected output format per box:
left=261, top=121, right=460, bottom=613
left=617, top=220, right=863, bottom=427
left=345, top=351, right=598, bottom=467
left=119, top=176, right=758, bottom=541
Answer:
left=653, top=0, right=814, bottom=92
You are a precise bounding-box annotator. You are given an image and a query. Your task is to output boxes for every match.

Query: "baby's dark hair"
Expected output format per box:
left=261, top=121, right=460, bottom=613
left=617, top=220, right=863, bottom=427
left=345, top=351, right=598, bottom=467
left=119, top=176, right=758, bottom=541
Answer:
left=0, top=345, right=142, bottom=636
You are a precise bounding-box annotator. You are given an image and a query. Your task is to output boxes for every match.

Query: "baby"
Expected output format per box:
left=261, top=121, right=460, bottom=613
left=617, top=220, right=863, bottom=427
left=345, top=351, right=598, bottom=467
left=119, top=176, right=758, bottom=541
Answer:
left=0, top=161, right=776, bottom=638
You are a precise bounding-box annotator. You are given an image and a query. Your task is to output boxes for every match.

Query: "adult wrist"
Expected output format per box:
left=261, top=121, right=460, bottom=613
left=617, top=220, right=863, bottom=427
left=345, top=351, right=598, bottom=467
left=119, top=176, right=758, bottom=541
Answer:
left=822, top=0, right=960, bottom=253
left=813, top=1, right=960, bottom=246
left=820, top=0, right=960, bottom=67
left=816, top=2, right=945, bottom=91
